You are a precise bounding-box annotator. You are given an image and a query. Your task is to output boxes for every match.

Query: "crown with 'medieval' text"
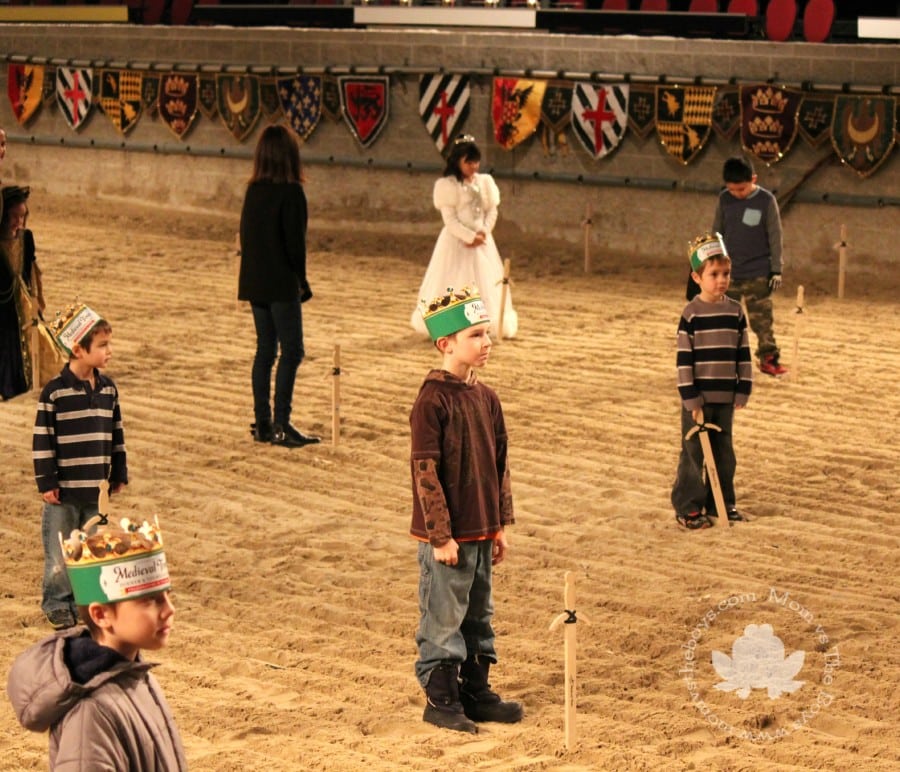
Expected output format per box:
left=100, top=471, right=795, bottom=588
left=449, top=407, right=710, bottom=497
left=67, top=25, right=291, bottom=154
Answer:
left=419, top=285, right=490, bottom=341
left=60, top=515, right=170, bottom=606
left=688, top=232, right=729, bottom=271
left=47, top=301, right=103, bottom=356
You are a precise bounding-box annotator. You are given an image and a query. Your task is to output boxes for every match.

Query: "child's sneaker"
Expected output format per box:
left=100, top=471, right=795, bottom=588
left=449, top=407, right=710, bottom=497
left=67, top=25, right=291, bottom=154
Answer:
left=759, top=354, right=788, bottom=376
left=726, top=509, right=747, bottom=522
left=676, top=511, right=712, bottom=530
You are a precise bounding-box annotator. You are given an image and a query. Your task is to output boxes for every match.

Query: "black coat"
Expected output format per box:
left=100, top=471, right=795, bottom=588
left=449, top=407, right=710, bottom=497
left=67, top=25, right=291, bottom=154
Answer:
left=238, top=181, right=310, bottom=303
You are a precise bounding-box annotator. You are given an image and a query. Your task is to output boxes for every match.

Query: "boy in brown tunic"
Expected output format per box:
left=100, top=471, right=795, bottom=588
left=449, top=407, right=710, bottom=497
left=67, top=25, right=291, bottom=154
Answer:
left=410, top=285, right=522, bottom=733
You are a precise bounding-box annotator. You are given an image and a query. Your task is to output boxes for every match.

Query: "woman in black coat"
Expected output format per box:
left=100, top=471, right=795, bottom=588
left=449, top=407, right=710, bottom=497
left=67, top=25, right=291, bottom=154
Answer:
left=239, top=125, right=319, bottom=447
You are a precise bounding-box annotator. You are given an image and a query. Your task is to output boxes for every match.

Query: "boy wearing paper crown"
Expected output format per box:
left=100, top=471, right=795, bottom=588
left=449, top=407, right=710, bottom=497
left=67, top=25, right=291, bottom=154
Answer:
left=410, top=285, right=523, bottom=734
left=33, top=303, right=128, bottom=629
left=672, top=234, right=753, bottom=530
left=6, top=515, right=187, bottom=771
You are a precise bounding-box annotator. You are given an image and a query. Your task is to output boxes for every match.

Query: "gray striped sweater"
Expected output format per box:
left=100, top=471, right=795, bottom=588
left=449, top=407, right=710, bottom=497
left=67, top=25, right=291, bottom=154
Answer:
left=676, top=296, right=753, bottom=410
left=33, top=363, right=128, bottom=504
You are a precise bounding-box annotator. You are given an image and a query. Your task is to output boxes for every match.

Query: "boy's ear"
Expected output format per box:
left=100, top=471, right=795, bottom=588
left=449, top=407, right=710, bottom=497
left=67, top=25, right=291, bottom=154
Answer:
left=435, top=336, right=453, bottom=354
left=70, top=342, right=86, bottom=358
left=88, top=602, right=115, bottom=629
left=691, top=270, right=702, bottom=284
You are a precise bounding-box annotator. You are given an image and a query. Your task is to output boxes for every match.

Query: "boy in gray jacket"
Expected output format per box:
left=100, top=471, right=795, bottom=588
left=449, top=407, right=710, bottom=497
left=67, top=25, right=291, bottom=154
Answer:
left=7, top=513, right=186, bottom=771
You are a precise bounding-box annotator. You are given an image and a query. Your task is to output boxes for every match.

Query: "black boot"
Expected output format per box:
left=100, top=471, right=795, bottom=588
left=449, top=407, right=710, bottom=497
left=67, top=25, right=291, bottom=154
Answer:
left=250, top=419, right=273, bottom=443
left=423, top=664, right=478, bottom=733
left=459, top=655, right=524, bottom=724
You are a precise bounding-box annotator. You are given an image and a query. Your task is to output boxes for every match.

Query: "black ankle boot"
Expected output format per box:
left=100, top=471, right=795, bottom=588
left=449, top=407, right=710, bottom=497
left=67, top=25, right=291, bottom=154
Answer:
left=423, top=664, right=478, bottom=734
left=250, top=419, right=273, bottom=443
left=271, top=423, right=321, bottom=448
left=459, top=655, right=523, bottom=723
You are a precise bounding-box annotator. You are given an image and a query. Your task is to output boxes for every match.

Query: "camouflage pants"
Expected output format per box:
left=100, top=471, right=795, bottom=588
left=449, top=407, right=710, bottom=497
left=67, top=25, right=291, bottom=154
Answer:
left=726, top=276, right=779, bottom=360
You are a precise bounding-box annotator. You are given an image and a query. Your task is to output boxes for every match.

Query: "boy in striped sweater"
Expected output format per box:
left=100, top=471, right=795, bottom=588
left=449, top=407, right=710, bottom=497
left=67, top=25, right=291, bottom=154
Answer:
left=672, top=234, right=752, bottom=530
left=33, top=303, right=128, bottom=628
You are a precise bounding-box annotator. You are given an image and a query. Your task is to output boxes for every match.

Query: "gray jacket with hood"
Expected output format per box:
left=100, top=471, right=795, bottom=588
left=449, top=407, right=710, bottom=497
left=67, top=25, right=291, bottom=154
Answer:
left=7, top=626, right=187, bottom=771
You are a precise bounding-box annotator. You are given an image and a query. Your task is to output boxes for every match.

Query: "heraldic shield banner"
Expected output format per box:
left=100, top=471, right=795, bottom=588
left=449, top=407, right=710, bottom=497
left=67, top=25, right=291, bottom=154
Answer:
left=419, top=73, right=470, bottom=155
left=8, top=64, right=45, bottom=126
left=277, top=75, right=322, bottom=143
left=492, top=77, right=546, bottom=151
left=56, top=67, right=93, bottom=131
left=217, top=74, right=261, bottom=142
left=831, top=95, right=896, bottom=178
left=158, top=72, right=198, bottom=139
left=740, top=84, right=801, bottom=166
left=655, top=85, right=715, bottom=165
left=339, top=76, right=390, bottom=149
left=99, top=69, right=143, bottom=136
left=572, top=82, right=629, bottom=161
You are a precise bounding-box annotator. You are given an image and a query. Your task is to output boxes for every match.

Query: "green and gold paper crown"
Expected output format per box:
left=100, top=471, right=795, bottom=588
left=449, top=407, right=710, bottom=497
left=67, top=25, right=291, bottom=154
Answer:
left=688, top=232, right=729, bottom=271
left=420, top=285, right=490, bottom=341
left=60, top=515, right=170, bottom=606
left=48, top=301, right=103, bottom=356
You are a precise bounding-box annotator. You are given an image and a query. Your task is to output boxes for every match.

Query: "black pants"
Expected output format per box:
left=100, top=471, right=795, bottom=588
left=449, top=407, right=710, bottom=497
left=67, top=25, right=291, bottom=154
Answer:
left=250, top=299, right=304, bottom=427
left=671, top=403, right=737, bottom=516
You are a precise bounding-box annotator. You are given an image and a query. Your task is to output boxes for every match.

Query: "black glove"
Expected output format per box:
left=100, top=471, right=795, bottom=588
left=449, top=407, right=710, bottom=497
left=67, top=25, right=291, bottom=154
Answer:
left=299, top=280, right=313, bottom=303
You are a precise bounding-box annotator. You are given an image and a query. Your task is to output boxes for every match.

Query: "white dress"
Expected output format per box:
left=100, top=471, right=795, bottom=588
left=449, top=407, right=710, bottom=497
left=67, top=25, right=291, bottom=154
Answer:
left=410, top=173, right=518, bottom=339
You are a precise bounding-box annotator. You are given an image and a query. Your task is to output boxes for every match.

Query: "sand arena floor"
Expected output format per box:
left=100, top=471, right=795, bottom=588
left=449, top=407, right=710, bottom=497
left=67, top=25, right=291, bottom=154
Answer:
left=1, top=194, right=898, bottom=771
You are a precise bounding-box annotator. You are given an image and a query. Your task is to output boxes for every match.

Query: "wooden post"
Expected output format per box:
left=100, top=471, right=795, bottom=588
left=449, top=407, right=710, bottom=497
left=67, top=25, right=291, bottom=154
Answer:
left=233, top=233, right=241, bottom=310
left=496, top=258, right=511, bottom=343
left=549, top=571, right=590, bottom=750
left=29, top=291, right=41, bottom=392
left=835, top=224, right=848, bottom=299
left=331, top=344, right=341, bottom=447
left=792, top=285, right=804, bottom=383
left=582, top=202, right=593, bottom=274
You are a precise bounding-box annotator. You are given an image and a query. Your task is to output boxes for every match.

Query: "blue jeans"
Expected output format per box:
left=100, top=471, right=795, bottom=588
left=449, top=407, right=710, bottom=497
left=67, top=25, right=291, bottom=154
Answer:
left=415, top=540, right=497, bottom=688
left=671, top=404, right=737, bottom=516
left=250, top=299, right=304, bottom=427
left=41, top=501, right=98, bottom=618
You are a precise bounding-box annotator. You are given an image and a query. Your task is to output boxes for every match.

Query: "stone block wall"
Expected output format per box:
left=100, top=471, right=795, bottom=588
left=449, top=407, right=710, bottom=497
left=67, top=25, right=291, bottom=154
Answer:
left=1, top=24, right=897, bottom=281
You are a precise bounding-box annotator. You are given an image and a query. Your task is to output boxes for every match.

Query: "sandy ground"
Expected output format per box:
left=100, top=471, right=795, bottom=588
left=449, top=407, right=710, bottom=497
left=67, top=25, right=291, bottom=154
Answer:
left=1, top=193, right=898, bottom=771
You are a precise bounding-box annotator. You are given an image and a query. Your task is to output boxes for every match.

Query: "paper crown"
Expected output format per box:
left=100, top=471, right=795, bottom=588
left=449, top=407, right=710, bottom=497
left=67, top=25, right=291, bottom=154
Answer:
left=688, top=232, right=729, bottom=271
left=48, top=302, right=103, bottom=356
left=60, top=515, right=170, bottom=605
left=420, top=285, right=490, bottom=341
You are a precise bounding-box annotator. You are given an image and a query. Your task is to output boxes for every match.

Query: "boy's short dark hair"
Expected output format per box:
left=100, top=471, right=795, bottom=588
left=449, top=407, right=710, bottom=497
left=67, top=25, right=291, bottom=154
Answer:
left=76, top=320, right=112, bottom=353
left=695, top=254, right=731, bottom=276
left=722, top=156, right=754, bottom=183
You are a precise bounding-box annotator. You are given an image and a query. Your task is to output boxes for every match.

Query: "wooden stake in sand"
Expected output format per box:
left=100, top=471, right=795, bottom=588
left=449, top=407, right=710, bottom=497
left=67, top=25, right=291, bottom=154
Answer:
left=496, top=258, right=511, bottom=343
left=233, top=233, right=242, bottom=310
left=29, top=290, right=41, bottom=393
left=835, top=224, right=848, bottom=299
left=792, top=285, right=805, bottom=382
left=549, top=571, right=591, bottom=750
left=332, top=344, right=341, bottom=447
left=684, top=420, right=727, bottom=520
left=582, top=202, right=593, bottom=274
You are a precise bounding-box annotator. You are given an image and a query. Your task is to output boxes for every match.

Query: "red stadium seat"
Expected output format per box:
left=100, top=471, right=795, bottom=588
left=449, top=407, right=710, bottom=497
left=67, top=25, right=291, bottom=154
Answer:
left=726, top=0, right=757, bottom=15
left=601, top=0, right=629, bottom=9
left=169, top=0, right=194, bottom=25
left=802, top=0, right=835, bottom=43
left=688, top=0, right=718, bottom=11
left=764, top=0, right=797, bottom=41
left=639, top=0, right=668, bottom=10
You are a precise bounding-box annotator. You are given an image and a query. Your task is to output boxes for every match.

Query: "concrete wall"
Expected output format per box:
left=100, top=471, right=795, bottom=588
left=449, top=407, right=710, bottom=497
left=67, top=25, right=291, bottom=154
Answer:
left=1, top=24, right=897, bottom=277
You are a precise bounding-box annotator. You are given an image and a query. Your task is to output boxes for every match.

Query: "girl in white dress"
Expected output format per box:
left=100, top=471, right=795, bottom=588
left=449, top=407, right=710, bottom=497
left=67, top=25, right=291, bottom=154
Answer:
left=411, top=135, right=518, bottom=339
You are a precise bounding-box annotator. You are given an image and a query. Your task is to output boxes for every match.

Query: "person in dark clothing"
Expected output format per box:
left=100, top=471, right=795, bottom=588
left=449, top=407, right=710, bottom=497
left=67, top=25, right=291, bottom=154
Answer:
left=410, top=285, right=522, bottom=734
left=238, top=124, right=320, bottom=448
